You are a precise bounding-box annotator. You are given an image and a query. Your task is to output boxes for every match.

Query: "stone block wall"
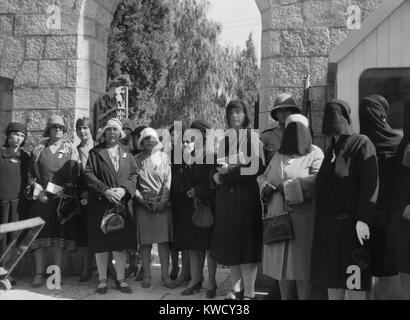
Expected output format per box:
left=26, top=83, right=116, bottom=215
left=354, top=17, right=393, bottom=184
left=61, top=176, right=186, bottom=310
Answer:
left=255, top=0, right=386, bottom=150
left=0, top=0, right=120, bottom=150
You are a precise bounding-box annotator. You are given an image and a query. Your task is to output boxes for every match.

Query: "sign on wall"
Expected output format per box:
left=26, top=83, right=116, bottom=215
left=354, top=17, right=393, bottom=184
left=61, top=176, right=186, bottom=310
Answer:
left=93, top=86, right=129, bottom=136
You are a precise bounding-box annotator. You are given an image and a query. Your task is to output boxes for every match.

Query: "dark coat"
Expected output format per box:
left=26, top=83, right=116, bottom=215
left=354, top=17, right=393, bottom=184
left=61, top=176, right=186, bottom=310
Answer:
left=0, top=146, right=29, bottom=201
left=385, top=140, right=410, bottom=274
left=84, top=143, right=138, bottom=253
left=0, top=146, right=30, bottom=249
left=210, top=129, right=264, bottom=266
left=171, top=156, right=215, bottom=251
left=311, top=134, right=379, bottom=291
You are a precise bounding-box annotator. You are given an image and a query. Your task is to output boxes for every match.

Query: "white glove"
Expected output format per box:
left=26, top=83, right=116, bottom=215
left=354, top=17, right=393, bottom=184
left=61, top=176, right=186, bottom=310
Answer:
left=356, top=221, right=370, bottom=245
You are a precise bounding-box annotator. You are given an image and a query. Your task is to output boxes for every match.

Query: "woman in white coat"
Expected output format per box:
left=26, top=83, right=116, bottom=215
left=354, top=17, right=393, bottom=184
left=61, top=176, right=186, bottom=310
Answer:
left=258, top=114, right=324, bottom=300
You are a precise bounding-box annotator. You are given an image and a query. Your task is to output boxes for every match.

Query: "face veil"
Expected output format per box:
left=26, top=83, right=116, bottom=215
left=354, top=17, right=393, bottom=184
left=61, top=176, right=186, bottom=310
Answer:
left=322, top=99, right=353, bottom=136
left=359, top=95, right=401, bottom=159
left=279, top=118, right=312, bottom=156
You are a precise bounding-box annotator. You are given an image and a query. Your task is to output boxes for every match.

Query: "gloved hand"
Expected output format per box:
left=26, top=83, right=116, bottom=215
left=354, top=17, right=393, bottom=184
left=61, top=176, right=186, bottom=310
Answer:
left=261, top=183, right=276, bottom=202
left=356, top=221, right=370, bottom=245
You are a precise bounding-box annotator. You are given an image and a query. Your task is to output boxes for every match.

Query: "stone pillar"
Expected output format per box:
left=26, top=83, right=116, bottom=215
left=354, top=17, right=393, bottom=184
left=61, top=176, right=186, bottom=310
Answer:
left=0, top=76, right=13, bottom=142
left=0, top=0, right=120, bottom=150
left=255, top=0, right=385, bottom=150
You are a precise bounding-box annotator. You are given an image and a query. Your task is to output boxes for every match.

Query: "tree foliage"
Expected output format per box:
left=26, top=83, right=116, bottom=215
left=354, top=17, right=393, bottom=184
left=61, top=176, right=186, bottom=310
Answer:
left=108, top=0, right=175, bottom=124
left=108, top=0, right=260, bottom=129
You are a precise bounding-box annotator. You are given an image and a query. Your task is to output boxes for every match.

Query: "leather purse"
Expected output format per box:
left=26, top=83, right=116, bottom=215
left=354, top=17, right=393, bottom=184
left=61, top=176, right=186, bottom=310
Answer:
left=263, top=212, right=294, bottom=244
left=192, top=198, right=214, bottom=229
left=100, top=202, right=125, bottom=235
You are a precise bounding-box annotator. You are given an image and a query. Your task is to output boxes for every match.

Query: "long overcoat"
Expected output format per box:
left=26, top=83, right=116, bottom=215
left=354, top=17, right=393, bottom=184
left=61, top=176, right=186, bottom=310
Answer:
left=210, top=129, right=264, bottom=266
left=311, top=134, right=378, bottom=291
left=85, top=143, right=138, bottom=253
left=171, top=155, right=215, bottom=252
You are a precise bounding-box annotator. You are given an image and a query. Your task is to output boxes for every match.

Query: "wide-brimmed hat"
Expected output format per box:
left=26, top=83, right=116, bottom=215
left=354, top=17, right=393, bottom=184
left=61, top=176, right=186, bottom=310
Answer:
left=43, top=115, right=66, bottom=137
left=98, top=118, right=126, bottom=141
left=270, top=93, right=301, bottom=121
left=137, top=127, right=160, bottom=150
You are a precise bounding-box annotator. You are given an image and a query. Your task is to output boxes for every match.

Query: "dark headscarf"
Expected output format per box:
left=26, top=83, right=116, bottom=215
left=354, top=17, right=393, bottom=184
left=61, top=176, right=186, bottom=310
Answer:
left=359, top=95, right=401, bottom=159
left=4, top=122, right=27, bottom=147
left=226, top=100, right=251, bottom=129
left=5, top=122, right=27, bottom=136
left=280, top=122, right=312, bottom=156
left=132, top=125, right=147, bottom=137
left=322, top=99, right=353, bottom=136
left=190, top=119, right=212, bottom=136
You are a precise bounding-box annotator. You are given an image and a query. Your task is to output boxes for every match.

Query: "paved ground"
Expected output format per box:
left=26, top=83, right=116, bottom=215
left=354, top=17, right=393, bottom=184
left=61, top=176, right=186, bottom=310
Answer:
left=0, top=266, right=233, bottom=300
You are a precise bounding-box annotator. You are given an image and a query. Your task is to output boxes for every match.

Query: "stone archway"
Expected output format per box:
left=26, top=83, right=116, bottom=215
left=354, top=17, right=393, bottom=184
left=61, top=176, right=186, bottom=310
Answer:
left=0, top=0, right=120, bottom=147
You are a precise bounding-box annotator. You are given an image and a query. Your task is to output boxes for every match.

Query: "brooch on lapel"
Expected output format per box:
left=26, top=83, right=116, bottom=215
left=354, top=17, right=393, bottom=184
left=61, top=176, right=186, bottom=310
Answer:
left=123, top=152, right=127, bottom=159
left=58, top=149, right=67, bottom=159
left=10, top=158, right=19, bottom=164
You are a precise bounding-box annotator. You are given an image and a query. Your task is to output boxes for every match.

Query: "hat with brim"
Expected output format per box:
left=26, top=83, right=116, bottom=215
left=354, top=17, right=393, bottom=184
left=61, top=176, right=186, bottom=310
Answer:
left=97, top=118, right=127, bottom=141
left=137, top=128, right=160, bottom=151
left=270, top=93, right=301, bottom=121
left=43, top=115, right=66, bottom=137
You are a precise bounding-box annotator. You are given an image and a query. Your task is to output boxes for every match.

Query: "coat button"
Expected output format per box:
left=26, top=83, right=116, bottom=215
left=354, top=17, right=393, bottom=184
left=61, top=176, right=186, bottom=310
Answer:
left=336, top=214, right=348, bottom=220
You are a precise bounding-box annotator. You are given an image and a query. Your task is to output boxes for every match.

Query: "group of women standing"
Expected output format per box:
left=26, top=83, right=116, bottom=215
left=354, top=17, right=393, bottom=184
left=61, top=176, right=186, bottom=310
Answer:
left=259, top=94, right=410, bottom=300
left=1, top=93, right=410, bottom=300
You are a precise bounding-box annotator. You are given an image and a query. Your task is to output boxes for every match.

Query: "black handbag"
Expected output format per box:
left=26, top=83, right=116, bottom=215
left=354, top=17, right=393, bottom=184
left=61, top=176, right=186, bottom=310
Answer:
left=185, top=164, right=214, bottom=229
left=263, top=212, right=295, bottom=244
left=100, top=202, right=125, bottom=235
left=192, top=198, right=214, bottom=229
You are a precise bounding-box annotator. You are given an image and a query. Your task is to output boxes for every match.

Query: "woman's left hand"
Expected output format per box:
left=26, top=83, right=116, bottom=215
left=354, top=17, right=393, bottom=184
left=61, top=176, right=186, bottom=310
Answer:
left=153, top=201, right=166, bottom=213
left=113, top=187, right=126, bottom=200
left=186, top=188, right=195, bottom=199
left=216, top=163, right=230, bottom=175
